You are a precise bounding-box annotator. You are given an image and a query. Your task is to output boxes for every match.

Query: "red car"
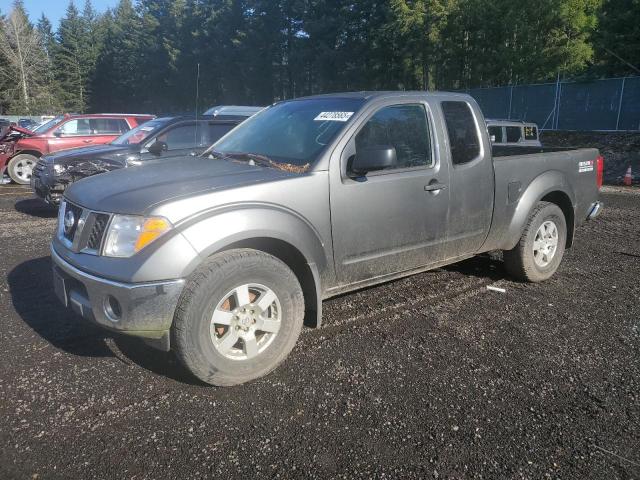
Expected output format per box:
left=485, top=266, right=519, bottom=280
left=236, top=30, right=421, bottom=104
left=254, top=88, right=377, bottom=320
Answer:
left=0, top=113, right=154, bottom=184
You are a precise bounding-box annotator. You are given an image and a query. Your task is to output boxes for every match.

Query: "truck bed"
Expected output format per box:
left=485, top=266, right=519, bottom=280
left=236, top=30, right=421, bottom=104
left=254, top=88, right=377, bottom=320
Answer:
left=481, top=147, right=601, bottom=252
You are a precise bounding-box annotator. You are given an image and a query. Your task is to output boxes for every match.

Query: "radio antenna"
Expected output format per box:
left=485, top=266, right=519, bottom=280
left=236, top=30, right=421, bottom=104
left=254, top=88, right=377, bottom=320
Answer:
left=195, top=63, right=201, bottom=147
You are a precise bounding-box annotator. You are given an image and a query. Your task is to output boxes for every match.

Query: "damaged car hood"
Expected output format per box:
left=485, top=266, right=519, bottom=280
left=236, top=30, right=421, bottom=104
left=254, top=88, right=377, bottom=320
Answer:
left=0, top=125, right=33, bottom=142
left=50, top=144, right=135, bottom=163
left=64, top=156, right=296, bottom=215
left=48, top=144, right=139, bottom=181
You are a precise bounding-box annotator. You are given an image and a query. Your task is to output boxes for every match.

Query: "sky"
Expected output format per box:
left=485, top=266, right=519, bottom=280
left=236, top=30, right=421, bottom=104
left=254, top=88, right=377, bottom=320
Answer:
left=1, top=0, right=119, bottom=27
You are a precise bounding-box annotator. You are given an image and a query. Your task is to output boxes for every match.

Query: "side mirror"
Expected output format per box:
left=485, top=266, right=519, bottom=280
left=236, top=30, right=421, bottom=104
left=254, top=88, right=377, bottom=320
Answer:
left=53, top=130, right=62, bottom=137
left=147, top=140, right=168, bottom=155
left=351, top=145, right=397, bottom=174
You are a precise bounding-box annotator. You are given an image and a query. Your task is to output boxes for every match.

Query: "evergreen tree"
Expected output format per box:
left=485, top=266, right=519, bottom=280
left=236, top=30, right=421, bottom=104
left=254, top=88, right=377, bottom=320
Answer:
left=91, top=0, right=143, bottom=112
left=0, top=6, right=9, bottom=114
left=54, top=1, right=99, bottom=111
left=595, top=0, right=640, bottom=76
left=36, top=13, right=61, bottom=112
left=0, top=0, right=629, bottom=114
left=0, top=0, right=51, bottom=113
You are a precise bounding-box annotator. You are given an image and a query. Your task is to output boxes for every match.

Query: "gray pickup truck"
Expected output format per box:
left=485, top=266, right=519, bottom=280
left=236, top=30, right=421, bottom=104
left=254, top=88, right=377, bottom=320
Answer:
left=50, top=92, right=603, bottom=386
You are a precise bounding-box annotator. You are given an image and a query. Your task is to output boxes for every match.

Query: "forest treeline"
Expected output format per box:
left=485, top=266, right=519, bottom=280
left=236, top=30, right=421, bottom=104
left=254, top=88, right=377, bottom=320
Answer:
left=0, top=0, right=638, bottom=115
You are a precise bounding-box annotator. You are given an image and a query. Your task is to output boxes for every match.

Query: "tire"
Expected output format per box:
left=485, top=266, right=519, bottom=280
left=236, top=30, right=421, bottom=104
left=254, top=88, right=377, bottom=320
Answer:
left=503, top=201, right=567, bottom=283
left=172, top=249, right=305, bottom=386
left=8, top=154, right=38, bottom=185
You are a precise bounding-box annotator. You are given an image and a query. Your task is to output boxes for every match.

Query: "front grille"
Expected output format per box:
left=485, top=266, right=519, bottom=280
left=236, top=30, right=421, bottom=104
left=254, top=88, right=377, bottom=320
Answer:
left=63, top=203, right=83, bottom=242
left=59, top=201, right=111, bottom=254
left=87, top=214, right=110, bottom=250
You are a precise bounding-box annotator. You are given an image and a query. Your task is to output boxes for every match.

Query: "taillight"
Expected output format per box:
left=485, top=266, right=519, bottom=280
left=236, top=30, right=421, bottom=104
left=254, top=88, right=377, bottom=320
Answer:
left=596, top=155, right=604, bottom=190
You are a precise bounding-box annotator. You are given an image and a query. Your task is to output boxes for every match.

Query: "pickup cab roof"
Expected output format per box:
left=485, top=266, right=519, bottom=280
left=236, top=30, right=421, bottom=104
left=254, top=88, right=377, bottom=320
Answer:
left=292, top=90, right=473, bottom=101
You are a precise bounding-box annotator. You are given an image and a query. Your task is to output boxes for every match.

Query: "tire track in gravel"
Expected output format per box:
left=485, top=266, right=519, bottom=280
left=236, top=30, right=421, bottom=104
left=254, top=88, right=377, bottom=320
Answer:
left=304, top=258, right=503, bottom=342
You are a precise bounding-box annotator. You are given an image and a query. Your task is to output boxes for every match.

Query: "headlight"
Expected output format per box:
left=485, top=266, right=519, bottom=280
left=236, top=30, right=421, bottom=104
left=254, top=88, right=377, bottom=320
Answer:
left=103, top=215, right=172, bottom=257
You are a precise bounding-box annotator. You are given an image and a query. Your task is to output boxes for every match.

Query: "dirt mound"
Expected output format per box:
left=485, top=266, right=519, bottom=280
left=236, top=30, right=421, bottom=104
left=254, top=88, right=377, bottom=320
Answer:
left=541, top=131, right=640, bottom=185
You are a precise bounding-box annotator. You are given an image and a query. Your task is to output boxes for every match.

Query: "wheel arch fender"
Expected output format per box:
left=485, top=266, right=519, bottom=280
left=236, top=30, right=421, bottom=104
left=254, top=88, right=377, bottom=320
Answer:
left=502, top=170, right=576, bottom=251
left=177, top=204, right=329, bottom=327
left=11, top=150, right=42, bottom=160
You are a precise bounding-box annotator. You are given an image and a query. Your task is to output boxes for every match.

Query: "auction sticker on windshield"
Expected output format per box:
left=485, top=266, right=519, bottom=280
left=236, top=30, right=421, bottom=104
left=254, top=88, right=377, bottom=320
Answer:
left=314, top=112, right=354, bottom=122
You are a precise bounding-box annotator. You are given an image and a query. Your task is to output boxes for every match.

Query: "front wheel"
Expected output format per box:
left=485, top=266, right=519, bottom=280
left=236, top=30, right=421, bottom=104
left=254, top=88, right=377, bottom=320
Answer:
left=7, top=154, right=38, bottom=185
left=172, top=249, right=305, bottom=386
left=503, top=201, right=567, bottom=282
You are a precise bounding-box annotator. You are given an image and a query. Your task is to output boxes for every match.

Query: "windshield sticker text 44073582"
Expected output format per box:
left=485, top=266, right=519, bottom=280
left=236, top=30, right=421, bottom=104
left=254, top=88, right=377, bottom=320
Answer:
left=314, top=112, right=354, bottom=122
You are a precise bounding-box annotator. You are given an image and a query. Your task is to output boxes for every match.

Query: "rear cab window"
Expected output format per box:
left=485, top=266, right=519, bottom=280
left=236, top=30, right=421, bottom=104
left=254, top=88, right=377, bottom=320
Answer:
left=488, top=126, right=504, bottom=143
left=506, top=126, right=522, bottom=143
left=441, top=101, right=481, bottom=165
left=524, top=125, right=538, bottom=141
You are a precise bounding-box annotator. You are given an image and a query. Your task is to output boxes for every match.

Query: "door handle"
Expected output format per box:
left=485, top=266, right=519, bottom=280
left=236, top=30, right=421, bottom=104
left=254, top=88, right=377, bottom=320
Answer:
left=424, top=183, right=447, bottom=192
left=83, top=140, right=93, bottom=143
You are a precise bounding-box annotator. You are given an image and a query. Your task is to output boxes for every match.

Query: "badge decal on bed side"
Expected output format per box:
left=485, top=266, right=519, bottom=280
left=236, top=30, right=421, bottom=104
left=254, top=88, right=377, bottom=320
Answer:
left=579, top=160, right=594, bottom=173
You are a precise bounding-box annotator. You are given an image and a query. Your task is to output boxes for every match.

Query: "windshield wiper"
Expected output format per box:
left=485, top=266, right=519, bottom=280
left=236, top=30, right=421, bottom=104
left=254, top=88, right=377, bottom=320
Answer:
left=205, top=149, right=229, bottom=160
left=209, top=151, right=311, bottom=174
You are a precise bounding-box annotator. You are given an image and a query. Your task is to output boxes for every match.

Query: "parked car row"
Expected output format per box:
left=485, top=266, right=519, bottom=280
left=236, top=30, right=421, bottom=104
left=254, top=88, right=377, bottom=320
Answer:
left=31, top=112, right=258, bottom=205
left=0, top=117, right=38, bottom=131
left=0, top=107, right=263, bottom=188
left=1, top=113, right=154, bottom=184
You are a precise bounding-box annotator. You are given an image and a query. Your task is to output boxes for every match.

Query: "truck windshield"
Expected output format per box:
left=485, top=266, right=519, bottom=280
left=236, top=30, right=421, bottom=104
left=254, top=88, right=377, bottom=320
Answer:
left=111, top=118, right=172, bottom=145
left=210, top=98, right=365, bottom=169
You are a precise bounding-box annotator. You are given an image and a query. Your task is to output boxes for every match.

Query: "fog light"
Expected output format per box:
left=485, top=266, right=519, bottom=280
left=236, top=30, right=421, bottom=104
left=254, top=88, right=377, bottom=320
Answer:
left=104, top=295, right=122, bottom=322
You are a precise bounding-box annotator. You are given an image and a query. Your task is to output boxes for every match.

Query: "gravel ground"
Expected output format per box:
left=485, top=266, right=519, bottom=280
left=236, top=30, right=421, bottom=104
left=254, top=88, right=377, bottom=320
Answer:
left=0, top=186, right=638, bottom=479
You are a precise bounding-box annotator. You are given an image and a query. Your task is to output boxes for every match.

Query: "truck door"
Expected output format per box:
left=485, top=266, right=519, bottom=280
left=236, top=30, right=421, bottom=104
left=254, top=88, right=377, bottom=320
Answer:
left=439, top=101, right=494, bottom=258
left=330, top=101, right=450, bottom=286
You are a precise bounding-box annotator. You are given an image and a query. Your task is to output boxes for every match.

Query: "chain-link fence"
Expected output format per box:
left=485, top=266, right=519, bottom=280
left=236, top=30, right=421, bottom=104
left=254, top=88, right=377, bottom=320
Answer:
left=463, top=76, right=640, bottom=131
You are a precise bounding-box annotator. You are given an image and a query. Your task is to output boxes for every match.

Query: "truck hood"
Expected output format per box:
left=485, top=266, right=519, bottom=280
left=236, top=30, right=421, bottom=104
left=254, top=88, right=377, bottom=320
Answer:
left=64, top=156, right=295, bottom=214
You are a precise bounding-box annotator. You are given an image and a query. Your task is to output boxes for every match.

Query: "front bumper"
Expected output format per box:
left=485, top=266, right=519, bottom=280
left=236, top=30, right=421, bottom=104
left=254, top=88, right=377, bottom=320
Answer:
left=31, top=160, right=64, bottom=205
left=51, top=245, right=185, bottom=350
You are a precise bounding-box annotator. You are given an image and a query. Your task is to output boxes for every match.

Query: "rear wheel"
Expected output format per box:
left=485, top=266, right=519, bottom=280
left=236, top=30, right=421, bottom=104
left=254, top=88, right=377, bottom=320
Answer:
left=8, top=154, right=38, bottom=185
left=172, top=249, right=305, bottom=386
left=503, top=201, right=567, bottom=282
